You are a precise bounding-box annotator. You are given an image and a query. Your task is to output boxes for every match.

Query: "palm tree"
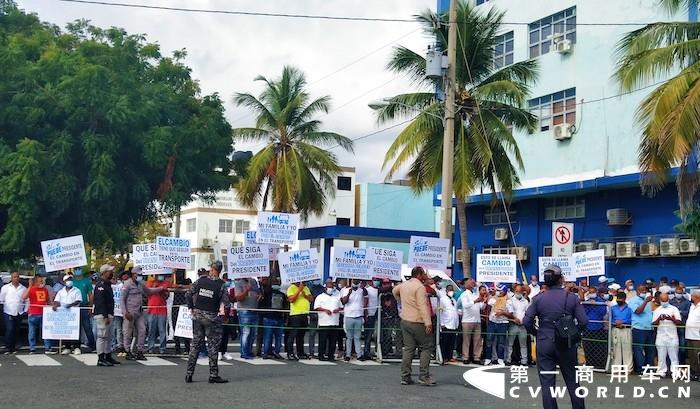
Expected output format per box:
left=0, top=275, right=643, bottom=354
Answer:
left=232, top=66, right=354, bottom=221
left=615, top=0, right=700, bottom=212
left=373, top=1, right=537, bottom=277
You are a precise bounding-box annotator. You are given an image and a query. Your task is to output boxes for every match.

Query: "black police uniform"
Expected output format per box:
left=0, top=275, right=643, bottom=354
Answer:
left=523, top=287, right=589, bottom=409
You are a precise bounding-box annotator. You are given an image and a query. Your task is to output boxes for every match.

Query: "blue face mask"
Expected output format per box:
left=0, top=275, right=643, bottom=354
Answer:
left=661, top=302, right=670, bottom=308
left=271, top=285, right=280, bottom=291
left=136, top=276, right=143, bottom=283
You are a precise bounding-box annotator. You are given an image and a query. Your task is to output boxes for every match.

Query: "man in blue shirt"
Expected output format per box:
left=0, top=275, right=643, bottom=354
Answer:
left=627, top=284, right=656, bottom=373
left=610, top=291, right=633, bottom=371
left=582, top=289, right=608, bottom=368
left=670, top=287, right=691, bottom=363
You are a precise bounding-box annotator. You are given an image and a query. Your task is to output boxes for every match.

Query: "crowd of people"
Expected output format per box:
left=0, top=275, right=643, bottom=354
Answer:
left=1, top=265, right=699, bottom=383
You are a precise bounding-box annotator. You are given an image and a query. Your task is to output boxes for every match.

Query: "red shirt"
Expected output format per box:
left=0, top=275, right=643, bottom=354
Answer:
left=146, top=281, right=171, bottom=316
left=27, top=286, right=50, bottom=316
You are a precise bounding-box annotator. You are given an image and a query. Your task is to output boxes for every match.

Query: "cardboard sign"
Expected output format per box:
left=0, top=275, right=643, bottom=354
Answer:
left=278, top=248, right=321, bottom=285
left=367, top=247, right=403, bottom=281
left=407, top=236, right=450, bottom=272
left=244, top=230, right=280, bottom=261
left=132, top=243, right=163, bottom=274
left=156, top=236, right=191, bottom=270
left=256, top=212, right=300, bottom=246
left=475, top=254, right=517, bottom=283
left=40, top=235, right=87, bottom=273
left=227, top=245, right=270, bottom=279
left=330, top=246, right=373, bottom=280
left=174, top=306, right=193, bottom=339
left=538, top=256, right=575, bottom=281
left=42, top=306, right=80, bottom=340
left=552, top=222, right=574, bottom=257
left=572, top=249, right=605, bottom=278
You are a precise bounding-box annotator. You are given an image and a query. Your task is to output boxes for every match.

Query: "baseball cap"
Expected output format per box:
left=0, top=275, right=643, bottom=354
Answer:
left=497, top=284, right=507, bottom=293
left=131, top=266, right=143, bottom=274
left=99, top=264, right=115, bottom=274
left=608, top=283, right=621, bottom=291
left=543, top=264, right=562, bottom=275
left=598, top=276, right=615, bottom=284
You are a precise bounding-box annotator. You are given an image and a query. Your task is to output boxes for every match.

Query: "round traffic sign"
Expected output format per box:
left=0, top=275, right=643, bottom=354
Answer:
left=555, top=226, right=571, bottom=245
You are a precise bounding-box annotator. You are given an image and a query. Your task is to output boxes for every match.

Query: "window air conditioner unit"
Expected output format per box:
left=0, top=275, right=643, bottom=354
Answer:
left=513, top=246, right=529, bottom=261
left=598, top=243, right=615, bottom=258
left=607, top=208, right=631, bottom=225
left=494, top=227, right=509, bottom=241
left=556, top=39, right=573, bottom=54
left=543, top=245, right=552, bottom=257
left=231, top=241, right=242, bottom=248
left=616, top=241, right=636, bottom=258
left=575, top=242, right=595, bottom=252
left=679, top=238, right=698, bottom=253
left=659, top=238, right=680, bottom=256
left=639, top=242, right=658, bottom=257
left=553, top=123, right=573, bottom=140
left=455, top=249, right=470, bottom=263
left=201, top=238, right=212, bottom=248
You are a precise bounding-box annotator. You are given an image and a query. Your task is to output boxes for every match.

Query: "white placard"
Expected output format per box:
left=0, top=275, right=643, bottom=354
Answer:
left=407, top=236, right=450, bottom=272
left=174, top=306, right=193, bottom=339
left=227, top=245, right=270, bottom=279
left=40, top=235, right=87, bottom=273
left=132, top=243, right=163, bottom=274
left=42, top=306, right=80, bottom=340
left=256, top=212, right=300, bottom=245
left=538, top=256, right=575, bottom=281
left=156, top=236, right=191, bottom=270
left=572, top=249, right=605, bottom=278
left=475, top=254, right=517, bottom=283
left=278, top=248, right=321, bottom=285
left=552, top=222, right=574, bottom=257
left=367, top=247, right=403, bottom=281
left=330, top=247, right=373, bottom=280
left=244, top=230, right=280, bottom=261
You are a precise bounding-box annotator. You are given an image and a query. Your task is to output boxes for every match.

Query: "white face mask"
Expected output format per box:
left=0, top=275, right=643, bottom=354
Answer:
left=65, top=281, right=73, bottom=288
left=447, top=291, right=454, bottom=298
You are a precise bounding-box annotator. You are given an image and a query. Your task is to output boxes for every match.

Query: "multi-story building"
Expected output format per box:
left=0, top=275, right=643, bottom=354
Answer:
left=437, top=0, right=700, bottom=284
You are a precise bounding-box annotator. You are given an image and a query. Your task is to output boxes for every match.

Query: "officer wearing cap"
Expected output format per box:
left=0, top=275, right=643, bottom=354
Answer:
left=185, top=260, right=230, bottom=384
left=523, top=265, right=588, bottom=409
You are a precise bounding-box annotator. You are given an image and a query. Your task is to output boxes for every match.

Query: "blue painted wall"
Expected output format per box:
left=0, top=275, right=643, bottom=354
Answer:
left=453, top=183, right=700, bottom=285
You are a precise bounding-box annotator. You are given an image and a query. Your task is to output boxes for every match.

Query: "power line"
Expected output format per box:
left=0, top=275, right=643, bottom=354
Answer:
left=327, top=119, right=414, bottom=151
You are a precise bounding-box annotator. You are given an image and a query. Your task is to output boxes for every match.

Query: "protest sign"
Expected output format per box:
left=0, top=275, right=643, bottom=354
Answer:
left=156, top=236, right=191, bottom=270
left=572, top=249, right=605, bottom=278
left=330, top=247, right=373, bottom=280
left=174, top=306, right=193, bottom=339
left=132, top=243, right=162, bottom=274
left=367, top=247, right=403, bottom=281
left=244, top=230, right=280, bottom=261
left=41, top=235, right=87, bottom=273
left=538, top=256, right=575, bottom=281
left=407, top=236, right=450, bottom=272
left=227, top=244, right=270, bottom=278
left=278, top=248, right=321, bottom=285
left=256, top=212, right=300, bottom=245
left=476, top=254, right=517, bottom=283
left=42, top=306, right=80, bottom=340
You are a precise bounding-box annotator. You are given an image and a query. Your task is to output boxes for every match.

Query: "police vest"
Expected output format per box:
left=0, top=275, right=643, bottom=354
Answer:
left=193, top=277, right=225, bottom=312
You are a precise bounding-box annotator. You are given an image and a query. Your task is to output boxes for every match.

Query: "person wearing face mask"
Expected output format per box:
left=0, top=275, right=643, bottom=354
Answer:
left=361, top=279, right=380, bottom=360
left=528, top=275, right=541, bottom=299
left=260, top=277, right=286, bottom=360
left=340, top=279, right=369, bottom=362
left=624, top=280, right=636, bottom=300
left=438, top=284, right=459, bottom=363
left=52, top=274, right=83, bottom=354
left=111, top=271, right=127, bottom=357
left=70, top=267, right=96, bottom=352
left=120, top=268, right=148, bottom=361
left=686, top=289, right=700, bottom=382
left=670, top=286, right=691, bottom=364
left=627, top=284, right=656, bottom=374
left=145, top=272, right=172, bottom=355
left=485, top=285, right=510, bottom=366
left=504, top=284, right=530, bottom=366
left=314, top=279, right=343, bottom=361
left=610, top=291, right=633, bottom=372
left=22, top=276, right=54, bottom=354
left=93, top=264, right=119, bottom=367
left=652, top=292, right=682, bottom=376
left=581, top=289, right=608, bottom=369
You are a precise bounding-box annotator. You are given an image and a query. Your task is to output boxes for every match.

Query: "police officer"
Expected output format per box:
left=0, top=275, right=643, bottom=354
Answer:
left=523, top=265, right=588, bottom=409
left=185, top=260, right=230, bottom=384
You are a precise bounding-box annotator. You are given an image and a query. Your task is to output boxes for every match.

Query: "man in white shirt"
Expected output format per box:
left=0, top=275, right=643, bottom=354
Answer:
left=685, top=289, right=700, bottom=382
left=362, top=279, right=380, bottom=360
left=0, top=272, right=27, bottom=354
left=504, top=284, right=530, bottom=365
left=457, top=279, right=485, bottom=364
left=438, top=284, right=460, bottom=362
left=314, top=279, right=343, bottom=361
left=52, top=275, right=83, bottom=354
left=340, top=279, right=368, bottom=362
left=112, top=272, right=126, bottom=356
left=528, top=275, right=541, bottom=299
left=652, top=292, right=682, bottom=376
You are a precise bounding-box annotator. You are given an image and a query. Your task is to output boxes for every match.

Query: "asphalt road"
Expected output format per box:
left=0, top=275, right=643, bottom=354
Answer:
left=1, top=353, right=698, bottom=409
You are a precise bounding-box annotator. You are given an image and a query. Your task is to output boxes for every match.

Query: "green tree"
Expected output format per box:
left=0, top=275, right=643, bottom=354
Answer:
left=0, top=2, right=233, bottom=260
left=232, top=66, right=353, bottom=220
left=615, top=0, right=700, bottom=211
left=373, top=1, right=537, bottom=276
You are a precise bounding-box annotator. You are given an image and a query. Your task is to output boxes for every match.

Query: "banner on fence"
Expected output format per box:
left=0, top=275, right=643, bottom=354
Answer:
left=367, top=247, right=403, bottom=281
left=156, top=236, right=191, bottom=270
left=42, top=306, right=80, bottom=340
left=256, top=212, right=300, bottom=246
left=244, top=230, right=280, bottom=261
left=330, top=247, right=373, bottom=280
left=476, top=254, right=517, bottom=283
left=132, top=243, right=163, bottom=274
left=407, top=236, right=450, bottom=272
left=572, top=249, right=606, bottom=278
left=278, top=248, right=321, bottom=285
left=174, top=306, right=193, bottom=339
left=227, top=245, right=270, bottom=279
left=40, top=235, right=87, bottom=273
left=538, top=256, right=575, bottom=281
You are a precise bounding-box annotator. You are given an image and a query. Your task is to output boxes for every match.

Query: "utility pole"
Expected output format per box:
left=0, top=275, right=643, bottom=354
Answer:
left=439, top=0, right=457, bottom=241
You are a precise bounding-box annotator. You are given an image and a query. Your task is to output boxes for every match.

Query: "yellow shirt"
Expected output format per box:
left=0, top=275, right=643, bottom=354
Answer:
left=287, top=284, right=311, bottom=316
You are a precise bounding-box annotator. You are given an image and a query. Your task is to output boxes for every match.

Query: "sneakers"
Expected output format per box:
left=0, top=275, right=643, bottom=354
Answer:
left=483, top=359, right=492, bottom=366
left=497, top=359, right=505, bottom=366
left=45, top=349, right=57, bottom=355
left=97, top=354, right=114, bottom=367
left=223, top=353, right=234, bottom=360
left=217, top=353, right=223, bottom=360
left=135, top=352, right=147, bottom=361
left=418, top=377, right=437, bottom=386
left=401, top=378, right=415, bottom=385
left=61, top=348, right=71, bottom=355
left=72, top=348, right=81, bottom=355
left=185, top=375, right=193, bottom=384
left=105, top=354, right=121, bottom=365
left=343, top=356, right=351, bottom=362
left=125, top=352, right=136, bottom=361
left=29, top=350, right=36, bottom=354
left=208, top=376, right=229, bottom=384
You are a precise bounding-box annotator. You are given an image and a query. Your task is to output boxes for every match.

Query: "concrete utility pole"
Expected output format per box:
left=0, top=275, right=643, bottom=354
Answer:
left=439, top=0, right=457, bottom=241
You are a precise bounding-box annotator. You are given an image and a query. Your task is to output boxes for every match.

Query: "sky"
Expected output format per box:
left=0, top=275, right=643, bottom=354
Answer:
left=17, top=0, right=436, bottom=183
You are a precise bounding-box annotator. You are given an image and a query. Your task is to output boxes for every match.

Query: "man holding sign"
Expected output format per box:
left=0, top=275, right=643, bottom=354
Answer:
left=52, top=274, right=83, bottom=355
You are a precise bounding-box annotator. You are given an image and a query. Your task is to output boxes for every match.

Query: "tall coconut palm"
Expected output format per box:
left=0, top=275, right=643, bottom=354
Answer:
left=615, top=0, right=700, bottom=212
left=232, top=66, right=353, bottom=220
left=373, top=1, right=537, bottom=277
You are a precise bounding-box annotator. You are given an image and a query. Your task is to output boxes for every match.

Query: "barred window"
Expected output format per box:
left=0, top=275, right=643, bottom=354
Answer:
left=544, top=196, right=585, bottom=220
left=529, top=7, right=576, bottom=58
left=528, top=88, right=576, bottom=132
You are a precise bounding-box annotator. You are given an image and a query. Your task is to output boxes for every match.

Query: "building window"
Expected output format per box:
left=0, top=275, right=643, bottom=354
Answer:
left=189, top=254, right=196, bottom=270
left=235, top=220, right=250, bottom=234
left=310, top=238, right=321, bottom=251
left=185, top=218, right=196, bottom=233
left=544, top=196, right=585, bottom=220
left=543, top=245, right=552, bottom=257
left=337, top=176, right=352, bottom=191
left=483, top=208, right=516, bottom=226
left=218, top=219, right=233, bottom=233
left=221, top=255, right=228, bottom=272
left=336, top=217, right=351, bottom=226
left=528, top=88, right=576, bottom=132
left=476, top=0, right=490, bottom=5
left=482, top=246, right=513, bottom=255
left=529, top=7, right=576, bottom=58
left=494, top=31, right=514, bottom=69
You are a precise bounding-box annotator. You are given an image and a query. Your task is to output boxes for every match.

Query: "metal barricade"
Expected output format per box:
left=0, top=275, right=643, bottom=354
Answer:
left=580, top=301, right=611, bottom=371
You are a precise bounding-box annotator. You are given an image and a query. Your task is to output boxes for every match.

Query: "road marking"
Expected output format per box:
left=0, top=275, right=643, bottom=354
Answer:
left=71, top=354, right=98, bottom=366
left=16, top=354, right=62, bottom=366
left=136, top=357, right=177, bottom=366
left=298, top=359, right=336, bottom=366
left=231, top=357, right=286, bottom=365
left=346, top=360, right=384, bottom=366
left=180, top=357, right=232, bottom=366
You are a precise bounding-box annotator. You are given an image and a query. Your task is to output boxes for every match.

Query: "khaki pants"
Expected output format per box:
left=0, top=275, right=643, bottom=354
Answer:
left=688, top=339, right=700, bottom=376
left=611, top=327, right=633, bottom=371
left=123, top=311, right=146, bottom=353
left=461, top=322, right=482, bottom=361
left=94, top=315, right=114, bottom=355
left=400, top=320, right=433, bottom=381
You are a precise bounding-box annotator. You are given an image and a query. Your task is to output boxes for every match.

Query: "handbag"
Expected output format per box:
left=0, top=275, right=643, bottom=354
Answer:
left=553, top=292, right=581, bottom=348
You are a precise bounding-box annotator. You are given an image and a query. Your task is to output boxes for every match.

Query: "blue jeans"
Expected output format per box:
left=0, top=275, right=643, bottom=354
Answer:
left=147, top=314, right=168, bottom=353
left=28, top=315, right=51, bottom=352
left=632, top=328, right=656, bottom=372
left=262, top=317, right=283, bottom=355
left=239, top=311, right=258, bottom=358
left=344, top=316, right=363, bottom=357
left=485, top=321, right=508, bottom=360
left=111, top=316, right=124, bottom=349
left=3, top=313, right=21, bottom=352
left=80, top=308, right=96, bottom=350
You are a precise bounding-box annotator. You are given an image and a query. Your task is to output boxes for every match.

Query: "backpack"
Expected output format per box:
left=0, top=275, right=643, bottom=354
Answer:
left=553, top=292, right=581, bottom=348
